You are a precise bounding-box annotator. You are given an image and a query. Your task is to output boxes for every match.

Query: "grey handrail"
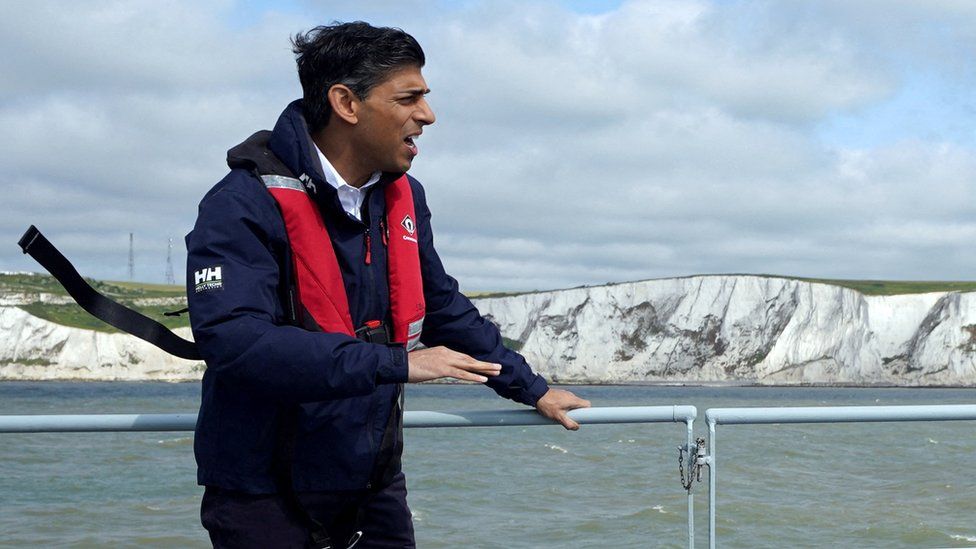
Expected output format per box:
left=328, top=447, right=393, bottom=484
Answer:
left=706, top=404, right=976, bottom=425
left=703, top=404, right=976, bottom=549
left=0, top=405, right=699, bottom=548
left=0, top=405, right=696, bottom=432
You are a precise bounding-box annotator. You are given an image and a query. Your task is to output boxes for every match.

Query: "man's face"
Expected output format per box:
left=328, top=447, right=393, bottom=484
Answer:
left=353, top=65, right=436, bottom=174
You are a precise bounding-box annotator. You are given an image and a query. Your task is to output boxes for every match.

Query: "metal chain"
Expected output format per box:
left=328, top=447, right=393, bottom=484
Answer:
left=678, top=446, right=689, bottom=490
left=678, top=437, right=706, bottom=492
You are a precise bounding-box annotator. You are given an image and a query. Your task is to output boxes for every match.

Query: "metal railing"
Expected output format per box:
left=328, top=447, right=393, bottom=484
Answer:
left=7, top=403, right=975, bottom=547
left=703, top=404, right=976, bottom=549
left=0, top=405, right=700, bottom=548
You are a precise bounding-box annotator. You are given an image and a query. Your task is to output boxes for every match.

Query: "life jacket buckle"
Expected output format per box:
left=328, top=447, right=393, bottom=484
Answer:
left=355, top=320, right=391, bottom=344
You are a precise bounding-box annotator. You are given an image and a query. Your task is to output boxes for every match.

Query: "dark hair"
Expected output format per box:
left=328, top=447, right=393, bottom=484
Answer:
left=291, top=21, right=426, bottom=134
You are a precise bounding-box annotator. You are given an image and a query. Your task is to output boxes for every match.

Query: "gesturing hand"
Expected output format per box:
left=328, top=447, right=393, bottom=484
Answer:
left=535, top=388, right=591, bottom=430
left=407, top=346, right=502, bottom=384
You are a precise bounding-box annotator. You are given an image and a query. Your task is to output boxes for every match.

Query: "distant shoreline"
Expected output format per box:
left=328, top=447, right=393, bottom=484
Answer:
left=1, top=378, right=973, bottom=389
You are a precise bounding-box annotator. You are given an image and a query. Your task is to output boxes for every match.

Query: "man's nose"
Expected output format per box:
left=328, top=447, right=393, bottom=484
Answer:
left=415, top=98, right=435, bottom=126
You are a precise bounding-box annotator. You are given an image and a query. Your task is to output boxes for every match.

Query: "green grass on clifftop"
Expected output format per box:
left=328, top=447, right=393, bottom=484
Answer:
left=1, top=272, right=185, bottom=299
left=3, top=273, right=188, bottom=333
left=787, top=277, right=976, bottom=296
left=18, top=302, right=190, bottom=332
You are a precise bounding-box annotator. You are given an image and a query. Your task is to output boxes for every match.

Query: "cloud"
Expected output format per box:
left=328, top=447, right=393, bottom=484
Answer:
left=0, top=0, right=304, bottom=281
left=1, top=0, right=974, bottom=291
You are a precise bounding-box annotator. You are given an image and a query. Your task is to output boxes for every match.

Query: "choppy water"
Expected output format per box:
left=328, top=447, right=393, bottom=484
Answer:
left=0, top=382, right=974, bottom=548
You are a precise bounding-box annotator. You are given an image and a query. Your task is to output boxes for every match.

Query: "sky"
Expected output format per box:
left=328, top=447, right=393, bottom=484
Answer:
left=2, top=0, right=975, bottom=292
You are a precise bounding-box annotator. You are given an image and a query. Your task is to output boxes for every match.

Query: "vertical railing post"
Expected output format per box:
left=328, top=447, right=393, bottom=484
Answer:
left=708, top=419, right=717, bottom=549
left=701, top=404, right=976, bottom=548
left=686, top=418, right=695, bottom=549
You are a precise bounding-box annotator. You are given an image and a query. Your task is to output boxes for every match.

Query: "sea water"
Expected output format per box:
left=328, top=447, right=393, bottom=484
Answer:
left=0, top=382, right=974, bottom=548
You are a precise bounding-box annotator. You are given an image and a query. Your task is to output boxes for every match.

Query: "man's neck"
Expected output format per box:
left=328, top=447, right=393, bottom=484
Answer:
left=312, top=130, right=372, bottom=188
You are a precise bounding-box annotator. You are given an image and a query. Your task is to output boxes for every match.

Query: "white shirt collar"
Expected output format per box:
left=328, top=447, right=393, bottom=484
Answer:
left=313, top=142, right=381, bottom=222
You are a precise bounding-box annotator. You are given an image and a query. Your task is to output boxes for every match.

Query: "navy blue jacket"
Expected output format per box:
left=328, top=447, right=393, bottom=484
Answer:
left=186, top=100, right=550, bottom=493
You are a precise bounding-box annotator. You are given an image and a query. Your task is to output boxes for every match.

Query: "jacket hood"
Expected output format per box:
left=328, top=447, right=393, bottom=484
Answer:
left=268, top=100, right=325, bottom=182
left=225, top=100, right=326, bottom=184
left=226, top=130, right=288, bottom=175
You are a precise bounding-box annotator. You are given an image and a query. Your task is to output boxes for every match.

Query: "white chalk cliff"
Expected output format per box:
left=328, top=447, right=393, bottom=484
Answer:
left=472, top=275, right=976, bottom=385
left=0, top=305, right=203, bottom=382
left=2, top=275, right=975, bottom=384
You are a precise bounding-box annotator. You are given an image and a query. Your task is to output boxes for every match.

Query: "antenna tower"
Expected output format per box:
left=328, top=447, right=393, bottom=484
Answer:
left=165, top=237, right=176, bottom=285
left=128, top=233, right=134, bottom=281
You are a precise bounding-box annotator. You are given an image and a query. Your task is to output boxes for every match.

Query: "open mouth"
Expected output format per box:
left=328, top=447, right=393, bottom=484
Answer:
left=404, top=136, right=419, bottom=156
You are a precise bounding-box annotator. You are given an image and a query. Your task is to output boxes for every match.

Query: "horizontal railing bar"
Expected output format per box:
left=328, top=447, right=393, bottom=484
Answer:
left=407, top=405, right=696, bottom=428
left=0, top=413, right=196, bottom=433
left=0, top=405, right=697, bottom=433
left=706, top=404, right=976, bottom=425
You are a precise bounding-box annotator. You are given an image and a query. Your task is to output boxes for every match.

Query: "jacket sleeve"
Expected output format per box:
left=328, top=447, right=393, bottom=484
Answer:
left=411, top=179, right=550, bottom=407
left=186, top=173, right=408, bottom=403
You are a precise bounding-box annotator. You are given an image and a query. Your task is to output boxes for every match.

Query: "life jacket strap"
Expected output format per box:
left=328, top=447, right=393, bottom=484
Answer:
left=16, top=225, right=201, bottom=361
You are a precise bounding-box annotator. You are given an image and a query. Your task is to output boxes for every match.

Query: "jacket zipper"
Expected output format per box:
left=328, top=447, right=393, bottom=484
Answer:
left=364, top=229, right=372, bottom=265
left=361, top=188, right=383, bottom=487
left=361, top=188, right=376, bottom=326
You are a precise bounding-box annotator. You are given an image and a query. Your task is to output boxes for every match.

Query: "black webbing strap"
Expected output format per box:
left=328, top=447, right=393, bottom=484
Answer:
left=272, top=406, right=339, bottom=549
left=17, top=225, right=201, bottom=361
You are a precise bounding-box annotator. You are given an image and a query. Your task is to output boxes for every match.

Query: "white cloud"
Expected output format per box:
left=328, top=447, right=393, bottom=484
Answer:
left=1, top=0, right=975, bottom=290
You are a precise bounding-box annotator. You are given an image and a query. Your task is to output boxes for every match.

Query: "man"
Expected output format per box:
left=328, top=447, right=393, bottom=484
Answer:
left=186, top=21, right=589, bottom=548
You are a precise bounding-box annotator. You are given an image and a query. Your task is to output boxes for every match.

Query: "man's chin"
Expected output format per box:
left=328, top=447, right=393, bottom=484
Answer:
left=394, top=157, right=414, bottom=173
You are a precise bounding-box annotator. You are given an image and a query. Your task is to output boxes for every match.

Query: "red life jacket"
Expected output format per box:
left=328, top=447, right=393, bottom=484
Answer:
left=261, top=174, right=425, bottom=350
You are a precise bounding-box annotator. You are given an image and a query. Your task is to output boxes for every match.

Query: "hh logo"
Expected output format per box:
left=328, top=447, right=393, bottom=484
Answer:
left=194, top=266, right=223, bottom=293
left=299, top=173, right=316, bottom=194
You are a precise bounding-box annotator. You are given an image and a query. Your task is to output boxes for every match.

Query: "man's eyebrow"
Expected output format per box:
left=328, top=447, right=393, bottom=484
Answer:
left=396, top=88, right=431, bottom=97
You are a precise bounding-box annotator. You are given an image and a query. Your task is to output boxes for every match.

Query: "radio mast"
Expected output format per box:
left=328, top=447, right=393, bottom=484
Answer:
left=165, top=237, right=176, bottom=285
left=128, top=233, right=134, bottom=281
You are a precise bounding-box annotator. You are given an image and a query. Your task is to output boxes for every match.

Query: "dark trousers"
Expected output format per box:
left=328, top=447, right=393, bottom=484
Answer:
left=201, top=472, right=415, bottom=548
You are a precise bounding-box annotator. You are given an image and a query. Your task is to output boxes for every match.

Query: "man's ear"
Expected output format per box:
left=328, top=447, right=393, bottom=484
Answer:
left=327, top=84, right=359, bottom=125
